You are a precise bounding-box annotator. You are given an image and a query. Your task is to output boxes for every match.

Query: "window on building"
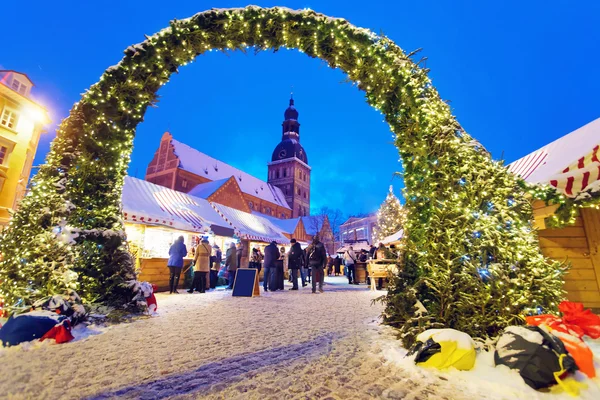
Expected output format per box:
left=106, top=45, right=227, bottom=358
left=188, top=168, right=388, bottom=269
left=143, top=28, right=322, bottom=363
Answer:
left=303, top=191, right=307, bottom=199
left=249, top=201, right=254, bottom=210
left=182, top=179, right=188, bottom=189
left=276, top=169, right=280, bottom=179
left=298, top=205, right=302, bottom=216
left=281, top=213, right=285, bottom=218
left=283, top=168, right=287, bottom=177
left=265, top=207, right=271, bottom=215
left=11, top=79, right=27, bottom=95
left=303, top=173, right=307, bottom=182
left=297, top=188, right=301, bottom=195
left=298, top=170, right=302, bottom=178
left=0, top=146, right=8, bottom=165
left=1, top=108, right=18, bottom=130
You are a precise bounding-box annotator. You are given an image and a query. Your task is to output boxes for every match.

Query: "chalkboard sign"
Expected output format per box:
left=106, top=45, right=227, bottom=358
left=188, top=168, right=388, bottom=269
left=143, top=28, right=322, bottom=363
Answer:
left=232, top=268, right=260, bottom=297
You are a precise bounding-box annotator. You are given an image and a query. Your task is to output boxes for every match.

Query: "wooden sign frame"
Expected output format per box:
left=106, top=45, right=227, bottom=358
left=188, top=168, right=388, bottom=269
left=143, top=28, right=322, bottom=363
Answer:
left=232, top=268, right=260, bottom=297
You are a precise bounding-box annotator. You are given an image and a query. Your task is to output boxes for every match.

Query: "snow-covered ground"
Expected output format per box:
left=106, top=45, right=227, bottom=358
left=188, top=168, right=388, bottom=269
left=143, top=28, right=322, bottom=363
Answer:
left=1, top=276, right=599, bottom=399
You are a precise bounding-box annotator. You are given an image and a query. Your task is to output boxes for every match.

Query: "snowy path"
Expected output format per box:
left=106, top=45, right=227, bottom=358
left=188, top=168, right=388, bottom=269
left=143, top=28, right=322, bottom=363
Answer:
left=1, top=276, right=595, bottom=399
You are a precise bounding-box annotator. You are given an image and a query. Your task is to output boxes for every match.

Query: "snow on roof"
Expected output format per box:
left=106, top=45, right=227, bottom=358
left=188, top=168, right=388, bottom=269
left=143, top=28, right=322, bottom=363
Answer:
left=122, top=177, right=231, bottom=233
left=336, top=242, right=371, bottom=253
left=507, top=117, right=600, bottom=197
left=171, top=139, right=291, bottom=209
left=211, top=203, right=290, bottom=244
left=187, top=178, right=230, bottom=199
left=382, top=229, right=404, bottom=245
left=251, top=211, right=301, bottom=234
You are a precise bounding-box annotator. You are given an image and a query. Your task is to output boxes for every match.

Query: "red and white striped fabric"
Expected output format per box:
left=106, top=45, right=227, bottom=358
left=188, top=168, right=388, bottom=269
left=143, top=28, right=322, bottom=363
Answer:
left=508, top=118, right=600, bottom=198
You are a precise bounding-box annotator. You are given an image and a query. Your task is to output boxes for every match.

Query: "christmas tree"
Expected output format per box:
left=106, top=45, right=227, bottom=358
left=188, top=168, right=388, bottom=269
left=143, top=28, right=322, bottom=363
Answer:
left=373, top=186, right=408, bottom=244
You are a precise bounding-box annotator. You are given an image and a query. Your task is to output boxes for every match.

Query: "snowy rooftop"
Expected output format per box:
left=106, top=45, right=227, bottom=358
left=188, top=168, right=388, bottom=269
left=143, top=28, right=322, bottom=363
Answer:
left=186, top=178, right=230, bottom=199
left=382, top=229, right=404, bottom=245
left=251, top=211, right=301, bottom=234
left=212, top=203, right=290, bottom=244
left=171, top=139, right=291, bottom=210
left=507, top=117, right=600, bottom=197
left=122, top=177, right=232, bottom=234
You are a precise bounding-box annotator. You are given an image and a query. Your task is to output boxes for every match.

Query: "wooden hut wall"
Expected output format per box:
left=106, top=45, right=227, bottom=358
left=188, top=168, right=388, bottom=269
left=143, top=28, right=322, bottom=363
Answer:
left=533, top=200, right=600, bottom=309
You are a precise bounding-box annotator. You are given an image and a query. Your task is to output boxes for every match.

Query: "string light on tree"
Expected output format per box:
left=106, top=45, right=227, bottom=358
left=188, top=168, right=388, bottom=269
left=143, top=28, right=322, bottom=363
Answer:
left=373, top=186, right=407, bottom=244
left=0, top=7, right=569, bottom=345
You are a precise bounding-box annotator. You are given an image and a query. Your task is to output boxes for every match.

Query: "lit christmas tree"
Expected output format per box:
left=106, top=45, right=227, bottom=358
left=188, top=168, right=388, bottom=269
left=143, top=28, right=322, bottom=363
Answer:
left=373, top=186, right=408, bottom=244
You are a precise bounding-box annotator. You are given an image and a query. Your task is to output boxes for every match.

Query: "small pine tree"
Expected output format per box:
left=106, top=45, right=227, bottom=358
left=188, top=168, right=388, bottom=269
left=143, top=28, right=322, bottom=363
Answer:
left=373, top=186, right=408, bottom=244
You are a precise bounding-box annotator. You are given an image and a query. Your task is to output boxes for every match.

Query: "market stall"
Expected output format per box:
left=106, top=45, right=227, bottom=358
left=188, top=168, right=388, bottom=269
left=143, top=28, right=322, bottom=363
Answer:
left=212, top=203, right=290, bottom=278
left=122, top=177, right=234, bottom=290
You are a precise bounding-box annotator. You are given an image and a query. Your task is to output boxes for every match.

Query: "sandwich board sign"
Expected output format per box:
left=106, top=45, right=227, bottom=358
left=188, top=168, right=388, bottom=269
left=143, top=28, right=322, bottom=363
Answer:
left=232, top=268, right=260, bottom=297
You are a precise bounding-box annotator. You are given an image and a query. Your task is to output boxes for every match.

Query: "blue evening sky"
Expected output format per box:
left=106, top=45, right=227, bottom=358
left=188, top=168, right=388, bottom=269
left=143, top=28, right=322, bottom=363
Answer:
left=2, top=1, right=599, bottom=216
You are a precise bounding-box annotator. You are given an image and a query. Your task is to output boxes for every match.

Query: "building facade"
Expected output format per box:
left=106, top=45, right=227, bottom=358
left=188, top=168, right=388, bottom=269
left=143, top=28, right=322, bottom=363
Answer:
left=146, top=132, right=293, bottom=219
left=0, top=70, right=49, bottom=226
left=267, top=96, right=311, bottom=217
left=340, top=214, right=378, bottom=245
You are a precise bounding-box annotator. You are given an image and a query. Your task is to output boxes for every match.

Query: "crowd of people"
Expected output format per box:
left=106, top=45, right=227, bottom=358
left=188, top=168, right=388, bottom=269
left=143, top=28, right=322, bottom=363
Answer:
left=166, top=235, right=398, bottom=294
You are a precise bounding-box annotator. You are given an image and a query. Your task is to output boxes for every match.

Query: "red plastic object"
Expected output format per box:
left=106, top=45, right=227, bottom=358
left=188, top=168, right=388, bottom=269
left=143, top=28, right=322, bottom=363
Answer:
left=40, top=320, right=74, bottom=344
left=559, top=301, right=600, bottom=339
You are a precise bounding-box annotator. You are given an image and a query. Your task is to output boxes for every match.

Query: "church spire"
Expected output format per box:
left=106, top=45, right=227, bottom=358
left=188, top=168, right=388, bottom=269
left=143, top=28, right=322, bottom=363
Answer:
left=282, top=94, right=300, bottom=139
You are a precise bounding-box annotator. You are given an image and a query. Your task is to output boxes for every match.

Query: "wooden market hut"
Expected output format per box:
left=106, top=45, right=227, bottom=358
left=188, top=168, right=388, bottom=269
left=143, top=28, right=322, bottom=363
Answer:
left=509, top=118, right=600, bottom=310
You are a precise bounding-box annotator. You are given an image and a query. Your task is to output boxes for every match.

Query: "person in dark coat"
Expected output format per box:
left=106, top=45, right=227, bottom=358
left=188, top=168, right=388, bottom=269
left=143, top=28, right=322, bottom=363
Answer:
left=167, top=236, right=187, bottom=294
left=369, top=245, right=377, bottom=260
left=288, top=239, right=304, bottom=290
left=305, top=235, right=327, bottom=293
left=334, top=255, right=342, bottom=276
left=237, top=242, right=244, bottom=269
left=263, top=241, right=279, bottom=292
left=210, top=245, right=221, bottom=289
left=326, top=256, right=334, bottom=276
left=277, top=247, right=286, bottom=290
left=225, top=242, right=238, bottom=289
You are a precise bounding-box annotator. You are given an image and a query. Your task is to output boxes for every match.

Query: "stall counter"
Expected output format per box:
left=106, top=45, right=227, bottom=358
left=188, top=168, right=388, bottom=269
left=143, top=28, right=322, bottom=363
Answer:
left=138, top=257, right=194, bottom=292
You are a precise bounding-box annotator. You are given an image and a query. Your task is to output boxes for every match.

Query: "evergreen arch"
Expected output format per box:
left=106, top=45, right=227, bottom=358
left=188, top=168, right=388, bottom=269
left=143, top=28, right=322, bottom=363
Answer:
left=0, top=6, right=564, bottom=343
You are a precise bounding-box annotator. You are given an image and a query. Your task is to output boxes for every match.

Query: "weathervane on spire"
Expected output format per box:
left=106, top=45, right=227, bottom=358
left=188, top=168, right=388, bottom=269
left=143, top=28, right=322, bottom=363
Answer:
left=290, top=85, right=294, bottom=105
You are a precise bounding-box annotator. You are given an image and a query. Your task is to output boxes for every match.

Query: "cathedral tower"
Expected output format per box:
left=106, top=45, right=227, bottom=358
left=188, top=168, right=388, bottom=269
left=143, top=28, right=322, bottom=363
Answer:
left=267, top=95, right=311, bottom=218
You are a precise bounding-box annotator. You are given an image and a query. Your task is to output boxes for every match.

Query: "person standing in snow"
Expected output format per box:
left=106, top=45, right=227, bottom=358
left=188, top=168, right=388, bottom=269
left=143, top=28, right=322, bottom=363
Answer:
left=344, top=246, right=357, bottom=285
left=263, top=241, right=279, bottom=292
left=305, top=235, right=327, bottom=294
left=188, top=237, right=211, bottom=293
left=168, top=236, right=187, bottom=294
left=326, top=256, right=334, bottom=276
left=237, top=242, right=245, bottom=269
left=288, top=239, right=304, bottom=290
left=334, top=255, right=342, bottom=276
left=278, top=246, right=287, bottom=289
left=225, top=242, right=238, bottom=289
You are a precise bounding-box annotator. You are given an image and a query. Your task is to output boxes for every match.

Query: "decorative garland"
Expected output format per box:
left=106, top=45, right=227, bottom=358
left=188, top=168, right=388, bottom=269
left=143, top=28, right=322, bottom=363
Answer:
left=0, top=6, right=566, bottom=344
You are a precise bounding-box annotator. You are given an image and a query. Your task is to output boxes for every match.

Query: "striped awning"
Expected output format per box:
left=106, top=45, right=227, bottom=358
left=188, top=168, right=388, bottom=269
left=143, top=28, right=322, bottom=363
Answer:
left=508, top=118, right=600, bottom=198
left=122, top=177, right=232, bottom=234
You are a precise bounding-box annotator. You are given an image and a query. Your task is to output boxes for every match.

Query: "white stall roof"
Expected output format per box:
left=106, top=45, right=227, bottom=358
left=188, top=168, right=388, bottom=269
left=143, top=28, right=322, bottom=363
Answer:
left=212, top=203, right=290, bottom=244
left=382, top=229, right=404, bottom=245
left=251, top=211, right=301, bottom=235
left=122, top=177, right=231, bottom=234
